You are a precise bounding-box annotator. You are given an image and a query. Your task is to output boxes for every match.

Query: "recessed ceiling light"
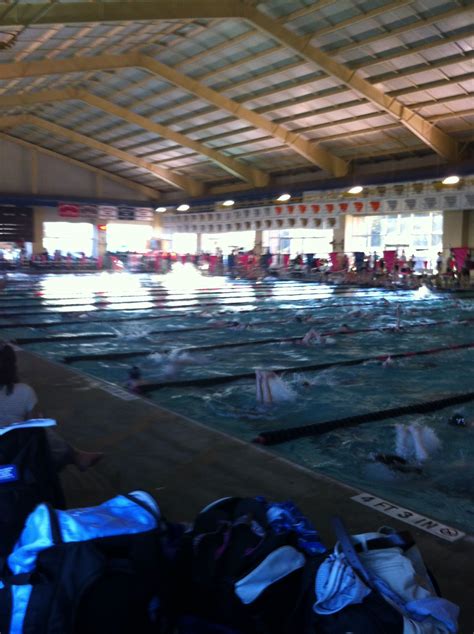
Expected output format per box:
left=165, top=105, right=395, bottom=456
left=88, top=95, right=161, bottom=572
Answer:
left=277, top=193, right=291, bottom=202
left=442, top=175, right=460, bottom=185
left=348, top=185, right=363, bottom=194
left=155, top=206, right=167, bottom=212
left=222, top=199, right=235, bottom=207
left=177, top=204, right=190, bottom=211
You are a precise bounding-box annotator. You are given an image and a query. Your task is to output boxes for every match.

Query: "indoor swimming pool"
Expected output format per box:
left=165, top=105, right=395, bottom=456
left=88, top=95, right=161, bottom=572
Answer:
left=2, top=267, right=473, bottom=534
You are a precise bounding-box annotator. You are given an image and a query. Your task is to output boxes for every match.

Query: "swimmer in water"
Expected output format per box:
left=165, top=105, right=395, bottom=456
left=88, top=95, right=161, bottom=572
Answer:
left=373, top=423, right=440, bottom=473
left=373, top=453, right=423, bottom=475
left=295, top=313, right=324, bottom=325
left=300, top=328, right=322, bottom=345
left=255, top=369, right=295, bottom=405
left=125, top=366, right=144, bottom=394
left=336, top=324, right=351, bottom=333
left=230, top=321, right=251, bottom=330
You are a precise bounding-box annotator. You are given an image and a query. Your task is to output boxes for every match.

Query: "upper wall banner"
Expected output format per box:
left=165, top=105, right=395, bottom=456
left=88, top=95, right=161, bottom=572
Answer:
left=162, top=178, right=474, bottom=234
left=56, top=203, right=154, bottom=222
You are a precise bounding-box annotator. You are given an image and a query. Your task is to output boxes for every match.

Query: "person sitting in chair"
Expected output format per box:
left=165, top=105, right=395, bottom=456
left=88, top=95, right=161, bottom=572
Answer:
left=0, top=343, right=103, bottom=472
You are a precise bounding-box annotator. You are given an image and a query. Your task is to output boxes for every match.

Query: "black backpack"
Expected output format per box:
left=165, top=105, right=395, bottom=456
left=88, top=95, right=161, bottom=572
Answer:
left=178, top=496, right=327, bottom=634
left=0, top=491, right=183, bottom=634
left=0, top=423, right=65, bottom=558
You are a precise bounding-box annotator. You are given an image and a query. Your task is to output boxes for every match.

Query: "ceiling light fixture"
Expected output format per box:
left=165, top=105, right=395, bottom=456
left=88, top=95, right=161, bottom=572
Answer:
left=348, top=185, right=363, bottom=194
left=442, top=175, right=460, bottom=185
left=177, top=204, right=190, bottom=212
left=276, top=193, right=291, bottom=202
left=222, top=199, right=235, bottom=207
left=155, top=206, right=167, bottom=213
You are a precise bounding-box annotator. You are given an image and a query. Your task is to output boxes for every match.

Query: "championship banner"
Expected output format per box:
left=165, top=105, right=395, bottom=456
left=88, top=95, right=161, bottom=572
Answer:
left=58, top=203, right=79, bottom=218
left=367, top=200, right=383, bottom=213
left=350, top=200, right=365, bottom=214
left=323, top=202, right=336, bottom=215
left=117, top=205, right=136, bottom=220
left=462, top=192, right=474, bottom=209
left=401, top=197, right=419, bottom=213
left=337, top=201, right=349, bottom=214
left=419, top=195, right=440, bottom=211
left=441, top=193, right=461, bottom=210
left=79, top=205, right=98, bottom=218
left=382, top=198, right=403, bottom=214
left=98, top=205, right=118, bottom=219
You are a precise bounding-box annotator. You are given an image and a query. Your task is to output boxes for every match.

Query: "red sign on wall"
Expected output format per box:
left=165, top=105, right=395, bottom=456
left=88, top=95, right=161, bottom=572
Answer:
left=58, top=203, right=79, bottom=218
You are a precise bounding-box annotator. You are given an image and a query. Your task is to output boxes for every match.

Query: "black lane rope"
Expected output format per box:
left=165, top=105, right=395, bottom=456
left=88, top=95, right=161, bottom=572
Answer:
left=0, top=285, right=462, bottom=320
left=0, top=298, right=468, bottom=331
left=253, top=390, right=474, bottom=446
left=0, top=288, right=412, bottom=318
left=135, top=340, right=474, bottom=393
left=14, top=333, right=118, bottom=345
left=59, top=318, right=474, bottom=364
left=13, top=313, right=472, bottom=346
left=0, top=286, right=400, bottom=307
left=0, top=282, right=416, bottom=302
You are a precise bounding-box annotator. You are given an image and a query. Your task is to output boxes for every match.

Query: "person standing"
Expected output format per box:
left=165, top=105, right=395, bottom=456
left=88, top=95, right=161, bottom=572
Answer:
left=436, top=252, right=443, bottom=274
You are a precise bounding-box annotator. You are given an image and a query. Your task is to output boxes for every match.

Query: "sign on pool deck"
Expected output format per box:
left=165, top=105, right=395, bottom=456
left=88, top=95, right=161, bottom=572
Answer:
left=351, top=493, right=465, bottom=542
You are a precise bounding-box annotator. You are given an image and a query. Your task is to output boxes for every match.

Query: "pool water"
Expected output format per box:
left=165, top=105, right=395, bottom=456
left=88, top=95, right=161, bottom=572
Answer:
left=2, top=268, right=474, bottom=533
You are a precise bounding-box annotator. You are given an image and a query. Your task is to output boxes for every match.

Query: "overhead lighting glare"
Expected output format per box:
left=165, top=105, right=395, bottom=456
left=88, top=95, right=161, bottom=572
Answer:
left=177, top=204, right=190, bottom=211
left=277, top=193, right=291, bottom=202
left=155, top=206, right=167, bottom=213
left=222, top=199, right=235, bottom=207
left=442, top=175, right=460, bottom=185
left=348, top=185, right=363, bottom=194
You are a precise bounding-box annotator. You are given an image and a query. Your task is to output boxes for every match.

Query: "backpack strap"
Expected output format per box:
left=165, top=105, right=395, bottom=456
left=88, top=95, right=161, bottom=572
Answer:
left=122, top=492, right=161, bottom=523
left=332, top=516, right=425, bottom=623
left=44, top=503, right=63, bottom=545
left=353, top=531, right=414, bottom=553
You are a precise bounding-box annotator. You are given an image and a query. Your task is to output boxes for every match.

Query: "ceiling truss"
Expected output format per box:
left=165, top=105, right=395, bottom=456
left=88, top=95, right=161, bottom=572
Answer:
left=0, top=0, right=471, bottom=201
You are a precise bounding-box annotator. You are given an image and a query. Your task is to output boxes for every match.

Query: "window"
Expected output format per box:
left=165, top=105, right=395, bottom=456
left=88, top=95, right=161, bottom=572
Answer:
left=201, top=231, right=255, bottom=253
left=106, top=223, right=153, bottom=253
left=263, top=228, right=333, bottom=256
left=346, top=212, right=443, bottom=268
left=43, top=222, right=94, bottom=257
left=170, top=233, right=198, bottom=254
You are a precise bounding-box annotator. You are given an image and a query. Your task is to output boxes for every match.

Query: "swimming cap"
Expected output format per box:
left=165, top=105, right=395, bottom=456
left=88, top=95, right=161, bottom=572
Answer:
left=448, top=413, right=465, bottom=427
left=129, top=366, right=141, bottom=379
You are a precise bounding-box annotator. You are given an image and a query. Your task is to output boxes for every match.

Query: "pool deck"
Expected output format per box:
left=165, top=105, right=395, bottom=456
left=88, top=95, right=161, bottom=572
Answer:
left=19, top=348, right=474, bottom=631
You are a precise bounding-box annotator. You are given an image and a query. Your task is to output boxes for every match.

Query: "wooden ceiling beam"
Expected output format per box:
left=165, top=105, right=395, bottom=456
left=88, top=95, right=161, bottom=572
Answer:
left=242, top=4, right=460, bottom=162
left=0, top=87, right=269, bottom=187
left=0, top=51, right=348, bottom=176
left=0, top=1, right=243, bottom=26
